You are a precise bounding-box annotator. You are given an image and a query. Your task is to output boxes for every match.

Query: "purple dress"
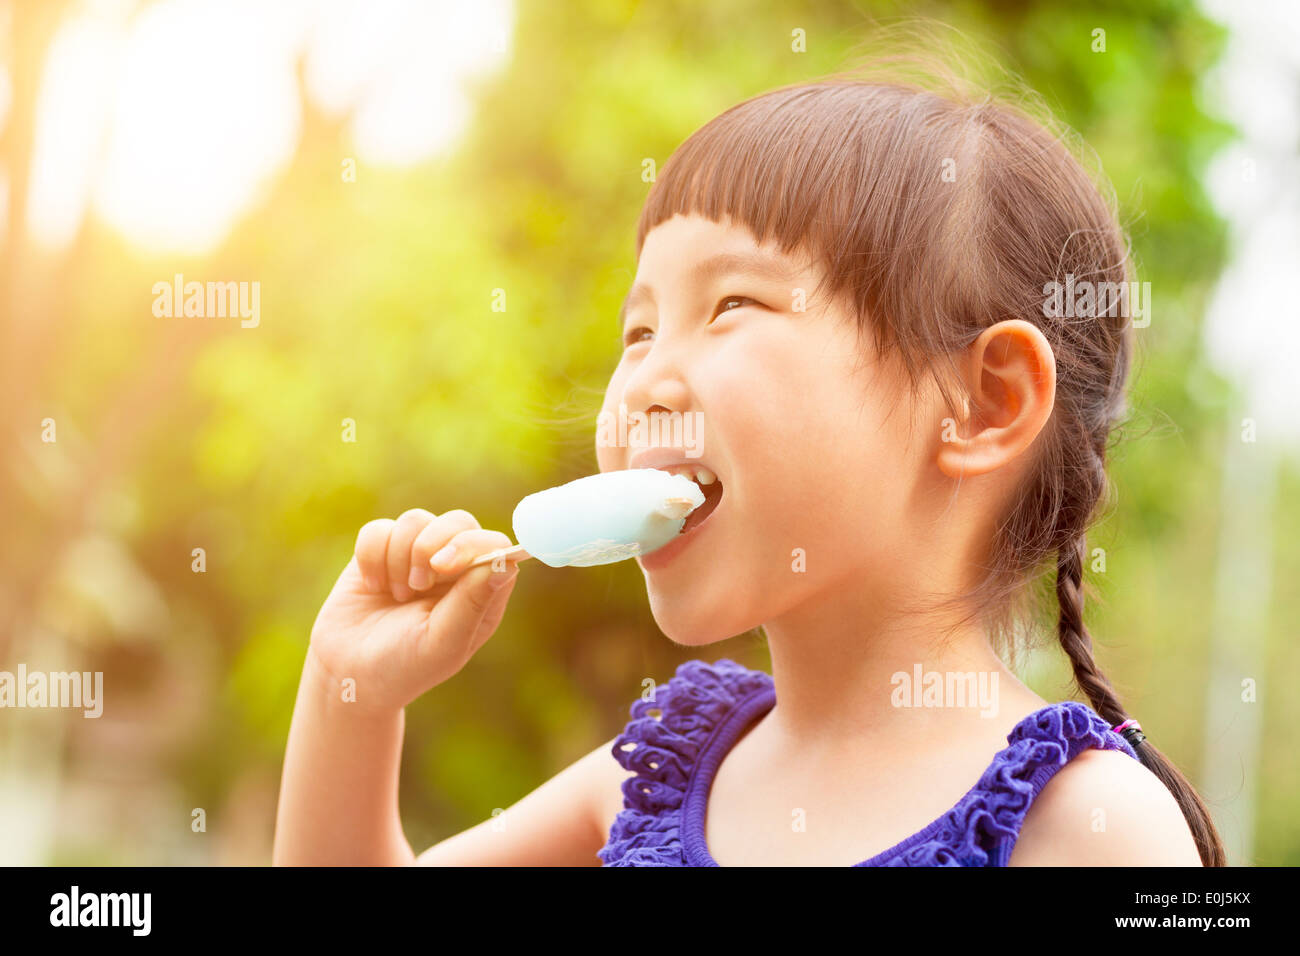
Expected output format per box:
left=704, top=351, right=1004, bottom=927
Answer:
left=597, top=658, right=1139, bottom=866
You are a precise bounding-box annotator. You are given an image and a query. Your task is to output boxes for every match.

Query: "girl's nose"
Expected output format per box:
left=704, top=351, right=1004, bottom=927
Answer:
left=620, top=344, right=692, bottom=418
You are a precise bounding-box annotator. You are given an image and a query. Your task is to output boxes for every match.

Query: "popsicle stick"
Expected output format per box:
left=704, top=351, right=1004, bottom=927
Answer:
left=465, top=543, right=533, bottom=570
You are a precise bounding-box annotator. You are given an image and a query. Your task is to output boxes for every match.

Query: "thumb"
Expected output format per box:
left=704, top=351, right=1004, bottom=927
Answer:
left=426, top=559, right=518, bottom=653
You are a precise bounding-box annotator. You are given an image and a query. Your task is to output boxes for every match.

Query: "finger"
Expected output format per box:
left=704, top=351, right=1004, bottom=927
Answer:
left=424, top=527, right=513, bottom=586
left=355, top=519, right=397, bottom=593
left=426, top=548, right=519, bottom=655
left=409, top=509, right=482, bottom=592
left=385, top=509, right=437, bottom=602
left=466, top=561, right=519, bottom=657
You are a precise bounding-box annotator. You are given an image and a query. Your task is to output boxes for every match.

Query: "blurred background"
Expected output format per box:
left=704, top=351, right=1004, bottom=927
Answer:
left=0, top=0, right=1296, bottom=866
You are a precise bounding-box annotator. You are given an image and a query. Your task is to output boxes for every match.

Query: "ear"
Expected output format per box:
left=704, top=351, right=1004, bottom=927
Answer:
left=936, top=320, right=1056, bottom=478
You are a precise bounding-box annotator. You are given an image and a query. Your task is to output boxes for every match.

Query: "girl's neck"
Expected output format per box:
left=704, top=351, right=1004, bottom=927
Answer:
left=757, top=584, right=1039, bottom=761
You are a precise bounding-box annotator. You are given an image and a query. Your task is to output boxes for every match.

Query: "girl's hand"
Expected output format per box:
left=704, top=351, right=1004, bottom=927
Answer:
left=308, top=509, right=520, bottom=713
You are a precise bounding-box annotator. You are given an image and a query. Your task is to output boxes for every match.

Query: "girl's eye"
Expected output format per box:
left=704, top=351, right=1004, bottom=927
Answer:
left=623, top=295, right=761, bottom=348
left=713, top=295, right=759, bottom=317
left=622, top=327, right=652, bottom=348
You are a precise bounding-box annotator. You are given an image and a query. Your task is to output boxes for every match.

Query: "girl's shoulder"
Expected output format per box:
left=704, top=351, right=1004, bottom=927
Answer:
left=856, top=699, right=1147, bottom=866
left=924, top=696, right=1201, bottom=866
left=1007, top=735, right=1204, bottom=865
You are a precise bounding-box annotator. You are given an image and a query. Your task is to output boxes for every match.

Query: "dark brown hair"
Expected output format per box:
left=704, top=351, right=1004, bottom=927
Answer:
left=634, top=57, right=1224, bottom=865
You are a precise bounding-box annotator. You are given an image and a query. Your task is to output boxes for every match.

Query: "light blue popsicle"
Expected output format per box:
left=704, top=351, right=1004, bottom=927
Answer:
left=512, top=468, right=706, bottom=567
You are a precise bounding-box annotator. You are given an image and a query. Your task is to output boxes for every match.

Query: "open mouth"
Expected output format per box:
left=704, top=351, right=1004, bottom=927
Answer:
left=672, top=467, right=724, bottom=535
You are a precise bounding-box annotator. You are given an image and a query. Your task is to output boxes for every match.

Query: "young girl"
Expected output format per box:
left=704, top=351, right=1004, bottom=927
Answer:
left=273, top=65, right=1224, bottom=867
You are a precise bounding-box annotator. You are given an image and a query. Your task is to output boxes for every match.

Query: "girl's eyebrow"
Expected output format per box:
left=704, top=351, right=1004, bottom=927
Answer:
left=617, top=250, right=801, bottom=330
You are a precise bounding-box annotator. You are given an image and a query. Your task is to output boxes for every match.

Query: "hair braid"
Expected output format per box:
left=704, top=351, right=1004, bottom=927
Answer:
left=1055, top=531, right=1126, bottom=725
left=1054, top=450, right=1226, bottom=866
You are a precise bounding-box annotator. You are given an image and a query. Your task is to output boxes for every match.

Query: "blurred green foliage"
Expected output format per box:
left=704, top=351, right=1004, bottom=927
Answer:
left=3, top=0, right=1295, bottom=865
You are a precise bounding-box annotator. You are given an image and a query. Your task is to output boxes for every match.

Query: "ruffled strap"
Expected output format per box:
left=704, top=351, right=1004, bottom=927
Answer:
left=597, top=658, right=772, bottom=866
left=869, top=700, right=1139, bottom=866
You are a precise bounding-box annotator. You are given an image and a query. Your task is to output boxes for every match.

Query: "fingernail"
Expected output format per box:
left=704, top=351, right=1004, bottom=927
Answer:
left=487, top=566, right=516, bottom=590
left=430, top=544, right=457, bottom=569
left=409, top=566, right=432, bottom=590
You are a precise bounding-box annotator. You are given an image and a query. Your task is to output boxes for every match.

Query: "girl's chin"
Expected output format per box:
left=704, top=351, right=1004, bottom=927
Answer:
left=659, top=631, right=733, bottom=648
left=645, top=603, right=744, bottom=646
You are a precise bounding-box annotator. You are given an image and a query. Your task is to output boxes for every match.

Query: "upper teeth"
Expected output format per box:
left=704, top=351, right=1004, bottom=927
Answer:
left=660, top=463, right=718, bottom=486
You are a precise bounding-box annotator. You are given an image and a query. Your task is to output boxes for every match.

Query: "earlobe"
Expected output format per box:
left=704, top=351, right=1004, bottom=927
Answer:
left=934, top=320, right=1056, bottom=479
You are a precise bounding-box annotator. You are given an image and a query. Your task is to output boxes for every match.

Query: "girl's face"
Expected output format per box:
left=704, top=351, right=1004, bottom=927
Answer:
left=597, top=213, right=935, bottom=644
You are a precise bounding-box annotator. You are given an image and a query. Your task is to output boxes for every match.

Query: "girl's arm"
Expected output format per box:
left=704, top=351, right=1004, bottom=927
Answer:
left=272, top=647, right=414, bottom=865
left=273, top=508, right=523, bottom=865
left=273, top=646, right=627, bottom=866
left=413, top=735, right=628, bottom=866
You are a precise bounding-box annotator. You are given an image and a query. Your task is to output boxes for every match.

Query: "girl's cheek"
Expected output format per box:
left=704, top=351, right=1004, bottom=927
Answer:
left=595, top=412, right=621, bottom=474
left=595, top=369, right=622, bottom=473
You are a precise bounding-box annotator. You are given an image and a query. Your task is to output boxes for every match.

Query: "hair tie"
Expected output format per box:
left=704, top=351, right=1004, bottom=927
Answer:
left=1113, top=718, right=1146, bottom=747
